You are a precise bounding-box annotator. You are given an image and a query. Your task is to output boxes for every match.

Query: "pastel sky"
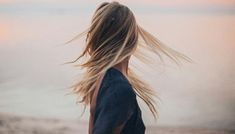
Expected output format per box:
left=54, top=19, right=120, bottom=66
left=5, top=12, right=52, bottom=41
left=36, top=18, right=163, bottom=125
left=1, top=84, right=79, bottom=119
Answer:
left=1, top=0, right=235, bottom=5
left=1, top=0, right=235, bottom=13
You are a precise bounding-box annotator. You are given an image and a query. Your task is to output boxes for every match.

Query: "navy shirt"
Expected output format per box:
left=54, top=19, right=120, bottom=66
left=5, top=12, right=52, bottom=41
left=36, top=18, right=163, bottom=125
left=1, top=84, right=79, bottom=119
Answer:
left=91, top=67, right=146, bottom=134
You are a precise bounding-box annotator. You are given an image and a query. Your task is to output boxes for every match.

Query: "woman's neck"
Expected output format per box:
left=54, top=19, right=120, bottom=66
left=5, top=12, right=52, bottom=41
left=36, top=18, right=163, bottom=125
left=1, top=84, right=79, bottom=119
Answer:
left=112, top=58, right=129, bottom=77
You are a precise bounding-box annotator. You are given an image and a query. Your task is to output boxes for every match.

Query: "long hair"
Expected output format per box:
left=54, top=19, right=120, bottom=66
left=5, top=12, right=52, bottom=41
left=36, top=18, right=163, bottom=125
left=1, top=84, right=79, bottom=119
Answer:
left=63, top=1, right=193, bottom=120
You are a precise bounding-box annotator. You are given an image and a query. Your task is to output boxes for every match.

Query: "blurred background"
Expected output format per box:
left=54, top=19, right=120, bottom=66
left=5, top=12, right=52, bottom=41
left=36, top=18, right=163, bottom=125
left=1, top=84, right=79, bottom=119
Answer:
left=0, top=0, right=235, bottom=134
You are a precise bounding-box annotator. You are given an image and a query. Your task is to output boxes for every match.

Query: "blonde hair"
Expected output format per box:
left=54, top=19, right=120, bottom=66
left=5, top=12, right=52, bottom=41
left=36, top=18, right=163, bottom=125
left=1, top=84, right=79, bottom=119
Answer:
left=63, top=1, right=193, bottom=120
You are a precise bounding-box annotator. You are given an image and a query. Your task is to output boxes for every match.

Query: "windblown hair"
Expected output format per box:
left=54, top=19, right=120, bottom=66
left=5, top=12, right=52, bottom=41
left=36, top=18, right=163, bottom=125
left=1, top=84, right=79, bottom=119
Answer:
left=63, top=1, right=193, bottom=120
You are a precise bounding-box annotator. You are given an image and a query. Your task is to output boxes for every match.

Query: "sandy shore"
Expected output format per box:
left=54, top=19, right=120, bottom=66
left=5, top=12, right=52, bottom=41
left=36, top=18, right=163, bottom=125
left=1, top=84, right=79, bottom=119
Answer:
left=0, top=112, right=234, bottom=134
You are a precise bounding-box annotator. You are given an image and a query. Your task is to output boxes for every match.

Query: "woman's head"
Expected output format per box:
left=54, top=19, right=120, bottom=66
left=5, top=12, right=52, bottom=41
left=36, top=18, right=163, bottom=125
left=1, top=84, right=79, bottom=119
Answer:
left=64, top=1, right=193, bottom=120
left=88, top=2, right=138, bottom=56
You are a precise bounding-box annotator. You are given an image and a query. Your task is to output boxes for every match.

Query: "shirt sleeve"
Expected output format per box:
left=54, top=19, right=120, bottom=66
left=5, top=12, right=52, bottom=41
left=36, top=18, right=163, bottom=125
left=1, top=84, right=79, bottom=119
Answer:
left=92, top=81, right=136, bottom=134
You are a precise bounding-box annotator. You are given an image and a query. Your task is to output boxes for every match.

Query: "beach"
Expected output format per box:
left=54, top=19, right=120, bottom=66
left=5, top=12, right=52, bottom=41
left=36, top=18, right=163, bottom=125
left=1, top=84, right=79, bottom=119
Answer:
left=0, top=112, right=234, bottom=134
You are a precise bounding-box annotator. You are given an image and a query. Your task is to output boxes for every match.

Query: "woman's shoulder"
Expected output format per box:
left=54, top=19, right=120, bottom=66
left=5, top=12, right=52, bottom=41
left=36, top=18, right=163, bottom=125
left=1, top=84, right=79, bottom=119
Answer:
left=108, top=79, right=135, bottom=98
left=98, top=67, right=136, bottom=104
left=104, top=67, right=129, bottom=83
left=98, top=79, right=136, bottom=112
left=105, top=67, right=135, bottom=95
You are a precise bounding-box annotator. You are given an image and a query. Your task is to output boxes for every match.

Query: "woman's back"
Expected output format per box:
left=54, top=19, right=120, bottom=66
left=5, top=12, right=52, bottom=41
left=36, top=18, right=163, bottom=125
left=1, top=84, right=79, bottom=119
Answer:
left=89, top=67, right=146, bottom=134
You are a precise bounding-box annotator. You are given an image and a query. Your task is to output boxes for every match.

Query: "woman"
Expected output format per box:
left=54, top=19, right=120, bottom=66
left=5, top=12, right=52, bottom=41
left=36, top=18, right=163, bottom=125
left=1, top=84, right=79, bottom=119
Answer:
left=64, top=1, right=193, bottom=134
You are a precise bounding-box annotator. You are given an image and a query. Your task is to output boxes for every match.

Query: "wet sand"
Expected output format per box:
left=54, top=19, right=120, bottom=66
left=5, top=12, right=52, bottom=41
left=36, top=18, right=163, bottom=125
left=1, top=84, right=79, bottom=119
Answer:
left=0, top=112, right=234, bottom=134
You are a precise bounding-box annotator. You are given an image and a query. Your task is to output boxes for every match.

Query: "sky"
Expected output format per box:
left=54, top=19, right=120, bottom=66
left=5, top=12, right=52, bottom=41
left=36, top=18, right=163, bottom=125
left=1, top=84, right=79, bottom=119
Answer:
left=0, top=0, right=235, bottom=130
left=0, top=0, right=235, bottom=14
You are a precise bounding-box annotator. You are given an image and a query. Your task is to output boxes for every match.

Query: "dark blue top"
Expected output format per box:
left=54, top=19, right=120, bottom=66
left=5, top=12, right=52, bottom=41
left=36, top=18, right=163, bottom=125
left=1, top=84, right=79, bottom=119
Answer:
left=92, top=67, right=146, bottom=134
